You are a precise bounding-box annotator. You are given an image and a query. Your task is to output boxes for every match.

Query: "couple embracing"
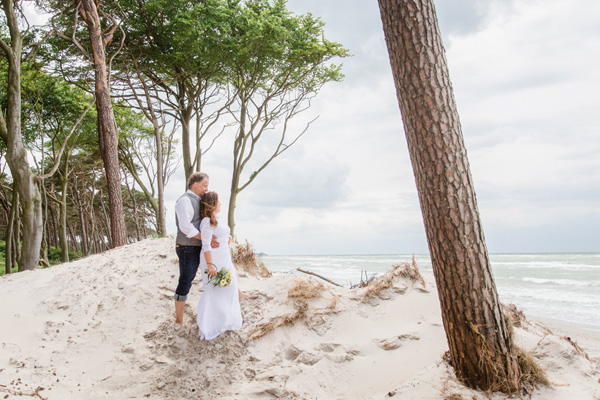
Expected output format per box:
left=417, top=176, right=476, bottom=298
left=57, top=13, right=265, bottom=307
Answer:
left=173, top=172, right=254, bottom=340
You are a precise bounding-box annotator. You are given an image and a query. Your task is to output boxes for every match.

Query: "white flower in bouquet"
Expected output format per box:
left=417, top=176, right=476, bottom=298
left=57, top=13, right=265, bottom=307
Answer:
left=205, top=265, right=233, bottom=288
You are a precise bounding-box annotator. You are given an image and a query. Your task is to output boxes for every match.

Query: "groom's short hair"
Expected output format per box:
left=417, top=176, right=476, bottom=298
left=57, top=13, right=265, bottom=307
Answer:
left=187, top=172, right=208, bottom=189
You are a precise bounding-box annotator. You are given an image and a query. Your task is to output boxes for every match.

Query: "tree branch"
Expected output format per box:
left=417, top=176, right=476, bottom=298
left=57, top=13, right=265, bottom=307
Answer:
left=50, top=5, right=92, bottom=61
left=297, top=268, right=342, bottom=287
left=36, top=99, right=96, bottom=181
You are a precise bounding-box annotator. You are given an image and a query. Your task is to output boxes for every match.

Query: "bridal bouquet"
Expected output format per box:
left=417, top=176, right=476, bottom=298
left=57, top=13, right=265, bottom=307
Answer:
left=205, top=266, right=233, bottom=287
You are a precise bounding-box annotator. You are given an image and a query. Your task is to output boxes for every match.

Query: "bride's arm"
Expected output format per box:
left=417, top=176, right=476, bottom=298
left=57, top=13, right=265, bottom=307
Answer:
left=201, top=219, right=217, bottom=277
left=204, top=252, right=216, bottom=277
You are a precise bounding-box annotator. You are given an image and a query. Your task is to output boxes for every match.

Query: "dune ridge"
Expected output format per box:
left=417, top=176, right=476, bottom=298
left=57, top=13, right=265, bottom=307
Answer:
left=1, top=238, right=599, bottom=399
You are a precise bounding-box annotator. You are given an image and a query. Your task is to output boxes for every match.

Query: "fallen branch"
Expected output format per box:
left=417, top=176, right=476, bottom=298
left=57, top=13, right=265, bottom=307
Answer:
left=0, top=384, right=48, bottom=400
left=297, top=268, right=342, bottom=287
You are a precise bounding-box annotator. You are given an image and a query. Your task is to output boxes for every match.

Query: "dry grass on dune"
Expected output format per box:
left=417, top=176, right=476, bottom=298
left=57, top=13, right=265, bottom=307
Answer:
left=287, top=277, right=325, bottom=299
left=361, top=258, right=425, bottom=302
left=231, top=240, right=271, bottom=278
left=248, top=277, right=339, bottom=340
left=503, top=303, right=527, bottom=329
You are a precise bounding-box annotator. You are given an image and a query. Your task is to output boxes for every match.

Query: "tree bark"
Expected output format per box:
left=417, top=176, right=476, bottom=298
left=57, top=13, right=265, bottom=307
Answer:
left=227, top=185, right=239, bottom=238
left=48, top=195, right=59, bottom=250
left=179, top=94, right=195, bottom=182
left=59, top=175, right=69, bottom=262
left=40, top=179, right=49, bottom=264
left=4, top=190, right=17, bottom=274
left=378, top=0, right=521, bottom=393
left=71, top=181, right=88, bottom=256
left=98, top=189, right=112, bottom=248
left=0, top=0, right=43, bottom=271
left=155, top=129, right=166, bottom=237
left=79, top=0, right=127, bottom=247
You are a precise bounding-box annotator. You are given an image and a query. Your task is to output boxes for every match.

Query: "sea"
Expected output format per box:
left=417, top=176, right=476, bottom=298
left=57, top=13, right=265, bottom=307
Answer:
left=258, top=253, right=600, bottom=331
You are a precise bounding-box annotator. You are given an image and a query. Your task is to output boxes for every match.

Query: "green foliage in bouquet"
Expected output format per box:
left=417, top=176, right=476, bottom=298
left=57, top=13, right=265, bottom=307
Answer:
left=205, top=266, right=233, bottom=287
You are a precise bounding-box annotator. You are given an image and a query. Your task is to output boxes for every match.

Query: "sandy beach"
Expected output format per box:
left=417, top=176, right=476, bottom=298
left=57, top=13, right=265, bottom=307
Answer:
left=1, top=237, right=599, bottom=399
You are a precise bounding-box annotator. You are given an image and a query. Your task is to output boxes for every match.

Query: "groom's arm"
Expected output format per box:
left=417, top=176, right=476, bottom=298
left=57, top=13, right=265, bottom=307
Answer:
left=174, top=197, right=200, bottom=239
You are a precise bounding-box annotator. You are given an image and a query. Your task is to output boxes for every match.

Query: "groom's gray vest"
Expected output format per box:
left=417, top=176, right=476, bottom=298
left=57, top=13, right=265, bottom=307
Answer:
left=175, top=192, right=202, bottom=247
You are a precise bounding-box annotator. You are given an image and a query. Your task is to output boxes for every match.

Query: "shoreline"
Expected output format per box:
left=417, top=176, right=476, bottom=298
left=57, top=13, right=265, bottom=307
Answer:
left=1, top=238, right=599, bottom=399
left=528, top=315, right=600, bottom=354
left=262, top=252, right=600, bottom=333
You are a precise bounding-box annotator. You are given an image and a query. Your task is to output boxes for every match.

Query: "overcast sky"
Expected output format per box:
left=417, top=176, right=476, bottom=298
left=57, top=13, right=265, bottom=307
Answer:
left=164, top=0, right=600, bottom=255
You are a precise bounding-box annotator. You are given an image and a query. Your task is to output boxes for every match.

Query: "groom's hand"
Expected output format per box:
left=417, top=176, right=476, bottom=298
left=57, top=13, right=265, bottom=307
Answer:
left=211, top=235, right=219, bottom=248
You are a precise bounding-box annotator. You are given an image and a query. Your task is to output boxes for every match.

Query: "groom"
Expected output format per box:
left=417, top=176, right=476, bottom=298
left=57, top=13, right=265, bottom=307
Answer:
left=173, top=172, right=216, bottom=325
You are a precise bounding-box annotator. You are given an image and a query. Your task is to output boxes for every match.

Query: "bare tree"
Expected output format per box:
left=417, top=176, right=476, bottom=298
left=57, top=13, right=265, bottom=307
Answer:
left=378, top=0, right=523, bottom=393
left=114, top=0, right=234, bottom=182
left=114, top=53, right=181, bottom=236
left=224, top=0, right=348, bottom=236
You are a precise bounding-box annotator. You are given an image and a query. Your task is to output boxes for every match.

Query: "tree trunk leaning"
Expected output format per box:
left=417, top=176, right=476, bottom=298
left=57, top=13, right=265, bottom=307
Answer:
left=377, top=0, right=521, bottom=393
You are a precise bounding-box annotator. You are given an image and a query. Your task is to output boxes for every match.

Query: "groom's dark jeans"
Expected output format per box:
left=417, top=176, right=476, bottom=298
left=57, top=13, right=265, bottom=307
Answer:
left=174, top=245, right=202, bottom=301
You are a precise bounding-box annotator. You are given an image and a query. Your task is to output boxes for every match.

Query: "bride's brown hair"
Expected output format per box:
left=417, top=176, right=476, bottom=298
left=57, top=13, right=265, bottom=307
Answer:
left=200, top=191, right=219, bottom=227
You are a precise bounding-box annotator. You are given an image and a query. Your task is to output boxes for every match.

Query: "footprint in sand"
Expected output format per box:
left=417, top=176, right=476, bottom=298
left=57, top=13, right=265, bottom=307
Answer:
left=282, top=344, right=321, bottom=365
left=376, top=333, right=420, bottom=351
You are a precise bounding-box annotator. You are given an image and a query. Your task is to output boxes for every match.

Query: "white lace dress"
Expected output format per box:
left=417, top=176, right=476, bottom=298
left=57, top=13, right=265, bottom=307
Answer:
left=196, top=216, right=242, bottom=340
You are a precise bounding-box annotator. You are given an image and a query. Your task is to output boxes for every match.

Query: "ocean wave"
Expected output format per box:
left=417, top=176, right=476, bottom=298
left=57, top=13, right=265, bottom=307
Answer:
left=499, top=287, right=600, bottom=306
left=263, top=253, right=600, bottom=331
left=522, top=277, right=600, bottom=287
left=492, top=262, right=600, bottom=271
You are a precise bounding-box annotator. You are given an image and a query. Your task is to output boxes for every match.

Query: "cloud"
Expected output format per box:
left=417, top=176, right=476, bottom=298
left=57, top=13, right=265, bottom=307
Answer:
left=165, top=0, right=600, bottom=255
left=249, top=152, right=351, bottom=209
left=445, top=0, right=600, bottom=226
left=436, top=0, right=490, bottom=36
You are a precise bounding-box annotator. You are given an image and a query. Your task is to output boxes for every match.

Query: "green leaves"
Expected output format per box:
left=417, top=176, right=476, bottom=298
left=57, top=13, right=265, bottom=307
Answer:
left=18, top=63, right=96, bottom=147
left=224, top=0, right=349, bottom=96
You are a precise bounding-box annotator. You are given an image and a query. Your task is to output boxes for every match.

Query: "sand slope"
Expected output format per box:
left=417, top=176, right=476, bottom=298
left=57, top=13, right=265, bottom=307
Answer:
left=1, top=238, right=599, bottom=399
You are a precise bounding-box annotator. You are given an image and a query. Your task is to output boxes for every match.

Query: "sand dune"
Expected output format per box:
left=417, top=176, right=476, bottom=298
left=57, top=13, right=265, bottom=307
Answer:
left=1, top=238, right=599, bottom=399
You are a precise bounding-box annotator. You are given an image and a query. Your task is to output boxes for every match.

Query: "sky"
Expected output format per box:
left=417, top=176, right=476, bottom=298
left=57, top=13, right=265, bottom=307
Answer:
left=163, top=0, right=600, bottom=255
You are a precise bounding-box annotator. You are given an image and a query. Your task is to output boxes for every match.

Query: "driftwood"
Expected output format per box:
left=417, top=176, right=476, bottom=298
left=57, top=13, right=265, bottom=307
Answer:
left=296, top=268, right=342, bottom=287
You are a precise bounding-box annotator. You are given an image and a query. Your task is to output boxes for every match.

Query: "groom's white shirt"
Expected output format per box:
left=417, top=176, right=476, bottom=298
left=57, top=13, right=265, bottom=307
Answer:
left=174, top=190, right=200, bottom=239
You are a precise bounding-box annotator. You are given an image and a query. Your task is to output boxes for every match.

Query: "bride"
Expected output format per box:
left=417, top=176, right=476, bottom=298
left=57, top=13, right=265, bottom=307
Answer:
left=197, top=191, right=242, bottom=340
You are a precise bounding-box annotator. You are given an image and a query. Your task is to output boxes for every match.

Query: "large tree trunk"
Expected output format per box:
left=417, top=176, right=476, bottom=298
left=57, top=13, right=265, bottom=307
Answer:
left=79, top=0, right=127, bottom=247
left=378, top=0, right=521, bottom=393
left=0, top=0, right=43, bottom=271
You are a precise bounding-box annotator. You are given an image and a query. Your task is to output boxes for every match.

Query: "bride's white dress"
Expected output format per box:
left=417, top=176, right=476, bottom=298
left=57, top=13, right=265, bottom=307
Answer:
left=197, top=216, right=242, bottom=340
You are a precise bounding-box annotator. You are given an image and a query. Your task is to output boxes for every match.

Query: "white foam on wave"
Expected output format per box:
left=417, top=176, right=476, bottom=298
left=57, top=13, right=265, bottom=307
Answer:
left=522, top=277, right=600, bottom=287
left=263, top=253, right=600, bottom=331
